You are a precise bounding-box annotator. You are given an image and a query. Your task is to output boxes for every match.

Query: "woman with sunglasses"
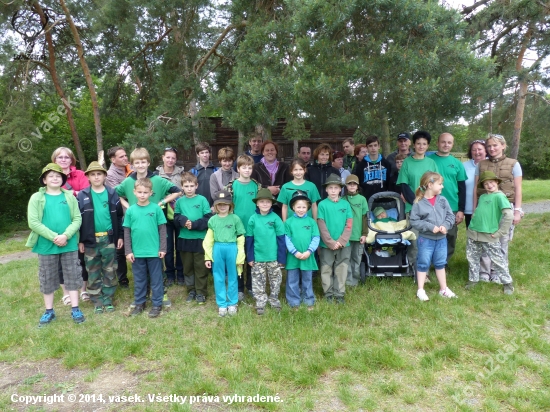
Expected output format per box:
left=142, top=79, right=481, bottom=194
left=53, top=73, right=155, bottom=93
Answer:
left=51, top=147, right=90, bottom=304
left=463, top=140, right=487, bottom=227
left=473, top=134, right=523, bottom=282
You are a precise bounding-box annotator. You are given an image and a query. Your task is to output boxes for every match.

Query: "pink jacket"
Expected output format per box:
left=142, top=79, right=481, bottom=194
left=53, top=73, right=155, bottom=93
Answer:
left=64, top=165, right=90, bottom=195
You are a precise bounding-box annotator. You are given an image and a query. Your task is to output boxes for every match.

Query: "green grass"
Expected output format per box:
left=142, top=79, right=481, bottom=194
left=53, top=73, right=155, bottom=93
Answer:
left=0, top=214, right=549, bottom=411
left=523, top=180, right=550, bottom=203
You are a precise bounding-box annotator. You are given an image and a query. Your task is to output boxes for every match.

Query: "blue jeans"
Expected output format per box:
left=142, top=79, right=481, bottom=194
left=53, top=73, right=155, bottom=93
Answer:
left=132, top=257, right=164, bottom=307
left=212, top=243, right=238, bottom=308
left=286, top=269, right=314, bottom=307
left=165, top=220, right=183, bottom=281
left=416, top=236, right=447, bottom=272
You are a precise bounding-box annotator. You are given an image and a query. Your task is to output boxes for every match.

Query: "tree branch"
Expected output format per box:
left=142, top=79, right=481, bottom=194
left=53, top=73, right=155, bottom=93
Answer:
left=461, top=0, right=492, bottom=15
left=526, top=91, right=550, bottom=104
left=491, top=23, right=520, bottom=58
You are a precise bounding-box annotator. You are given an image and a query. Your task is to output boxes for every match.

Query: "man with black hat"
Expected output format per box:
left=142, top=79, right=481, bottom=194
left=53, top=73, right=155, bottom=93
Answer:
left=386, top=132, right=413, bottom=176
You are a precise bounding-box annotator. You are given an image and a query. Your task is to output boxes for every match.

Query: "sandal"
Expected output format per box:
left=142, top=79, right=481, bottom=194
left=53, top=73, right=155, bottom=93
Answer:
left=61, top=295, right=71, bottom=305
left=80, top=291, right=90, bottom=302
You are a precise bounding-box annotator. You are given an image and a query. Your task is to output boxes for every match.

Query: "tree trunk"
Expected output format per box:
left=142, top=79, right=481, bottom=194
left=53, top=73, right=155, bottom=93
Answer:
left=189, top=98, right=199, bottom=144
left=381, top=115, right=391, bottom=156
left=511, top=27, right=533, bottom=160
left=32, top=2, right=87, bottom=168
left=255, top=124, right=271, bottom=141
left=59, top=0, right=104, bottom=166
left=238, top=129, right=246, bottom=154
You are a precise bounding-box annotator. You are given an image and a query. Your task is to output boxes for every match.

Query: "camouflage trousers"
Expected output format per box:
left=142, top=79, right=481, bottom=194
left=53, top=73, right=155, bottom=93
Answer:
left=84, top=235, right=118, bottom=306
left=251, top=261, right=282, bottom=309
left=466, top=238, right=512, bottom=284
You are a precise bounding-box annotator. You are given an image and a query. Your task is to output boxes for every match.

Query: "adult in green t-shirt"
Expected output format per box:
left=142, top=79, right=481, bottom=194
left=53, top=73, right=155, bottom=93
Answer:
left=429, top=132, right=467, bottom=263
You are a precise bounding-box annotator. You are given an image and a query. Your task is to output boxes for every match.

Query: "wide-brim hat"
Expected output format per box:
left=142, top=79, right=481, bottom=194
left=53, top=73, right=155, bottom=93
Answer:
left=213, top=189, right=233, bottom=205
left=323, top=173, right=344, bottom=187
left=345, top=174, right=360, bottom=185
left=84, top=161, right=107, bottom=175
left=253, top=188, right=276, bottom=204
left=39, top=163, right=67, bottom=187
left=478, top=171, right=502, bottom=189
left=289, top=190, right=311, bottom=210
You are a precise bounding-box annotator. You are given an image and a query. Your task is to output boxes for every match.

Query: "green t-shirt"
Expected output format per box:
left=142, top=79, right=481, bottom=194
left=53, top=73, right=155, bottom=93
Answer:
left=396, top=156, right=439, bottom=212
left=429, top=154, right=467, bottom=212
left=32, top=193, right=78, bottom=255
left=317, top=197, right=353, bottom=248
left=342, top=193, right=369, bottom=241
left=116, top=175, right=177, bottom=206
left=174, top=195, right=211, bottom=240
left=246, top=212, right=285, bottom=262
left=91, top=188, right=112, bottom=232
left=208, top=213, right=245, bottom=243
left=470, top=192, right=511, bottom=234
left=123, top=202, right=167, bottom=258
left=232, top=179, right=259, bottom=230
left=277, top=180, right=321, bottom=218
left=285, top=215, right=319, bottom=270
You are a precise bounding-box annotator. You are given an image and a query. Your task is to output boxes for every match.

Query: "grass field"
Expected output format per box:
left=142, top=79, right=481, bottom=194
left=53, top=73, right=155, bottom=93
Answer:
left=522, top=180, right=550, bottom=203
left=0, top=211, right=549, bottom=411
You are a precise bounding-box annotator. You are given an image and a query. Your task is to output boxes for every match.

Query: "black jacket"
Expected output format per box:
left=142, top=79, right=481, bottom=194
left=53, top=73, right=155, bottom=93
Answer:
left=305, top=162, right=341, bottom=200
left=77, top=186, right=124, bottom=247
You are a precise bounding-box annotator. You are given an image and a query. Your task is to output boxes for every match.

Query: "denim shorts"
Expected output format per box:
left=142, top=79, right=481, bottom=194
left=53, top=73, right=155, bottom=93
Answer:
left=416, top=236, right=447, bottom=272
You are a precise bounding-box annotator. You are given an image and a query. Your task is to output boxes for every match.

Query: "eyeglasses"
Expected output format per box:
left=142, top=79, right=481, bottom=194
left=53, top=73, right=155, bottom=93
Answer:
left=56, top=156, right=71, bottom=160
left=487, top=134, right=505, bottom=141
left=472, top=140, right=485, bottom=145
left=164, top=147, right=178, bottom=154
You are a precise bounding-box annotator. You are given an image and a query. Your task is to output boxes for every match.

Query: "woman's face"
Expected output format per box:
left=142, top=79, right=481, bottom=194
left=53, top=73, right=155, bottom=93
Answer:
left=358, top=147, right=368, bottom=161
left=414, top=138, right=429, bottom=156
left=317, top=150, right=330, bottom=164
left=486, top=138, right=505, bottom=159
left=55, top=150, right=72, bottom=171
left=263, top=144, right=277, bottom=162
left=470, top=143, right=486, bottom=163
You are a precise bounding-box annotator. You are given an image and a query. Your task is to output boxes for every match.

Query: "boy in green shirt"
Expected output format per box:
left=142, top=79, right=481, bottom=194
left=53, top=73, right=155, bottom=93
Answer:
left=245, top=188, right=287, bottom=315
left=123, top=178, right=167, bottom=318
left=465, top=171, right=514, bottom=294
left=174, top=172, right=213, bottom=304
left=228, top=154, right=259, bottom=300
left=317, top=174, right=353, bottom=303
left=27, top=163, right=84, bottom=327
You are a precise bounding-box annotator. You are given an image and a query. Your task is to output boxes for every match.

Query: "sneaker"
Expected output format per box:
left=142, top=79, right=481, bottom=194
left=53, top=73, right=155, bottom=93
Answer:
left=256, top=307, right=265, bottom=316
left=94, top=306, right=104, bottom=314
left=335, top=297, right=345, bottom=304
left=177, top=280, right=185, bottom=286
left=104, top=305, right=115, bottom=313
left=325, top=295, right=334, bottom=303
left=464, top=281, right=478, bottom=290
left=119, top=282, right=129, bottom=289
left=503, top=283, right=514, bottom=295
left=72, top=308, right=86, bottom=324
left=228, top=305, right=238, bottom=316
left=219, top=307, right=228, bottom=317
left=439, top=287, right=457, bottom=298
left=238, top=292, right=245, bottom=302
left=130, top=303, right=145, bottom=316
left=38, top=311, right=56, bottom=327
left=165, top=279, right=175, bottom=287
left=417, top=289, right=430, bottom=301
left=490, top=276, right=501, bottom=285
left=163, top=293, right=172, bottom=308
left=195, top=294, right=206, bottom=305
left=148, top=306, right=162, bottom=318
left=272, top=306, right=282, bottom=312
left=186, top=291, right=197, bottom=303
left=479, top=275, right=490, bottom=283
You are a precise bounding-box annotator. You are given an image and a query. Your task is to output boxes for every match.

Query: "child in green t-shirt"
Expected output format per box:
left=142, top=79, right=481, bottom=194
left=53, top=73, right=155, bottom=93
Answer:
left=123, top=178, right=167, bottom=318
left=465, top=171, right=514, bottom=294
left=228, top=154, right=258, bottom=301
left=27, top=163, right=84, bottom=327
left=174, top=172, right=213, bottom=304
left=342, top=175, right=368, bottom=287
left=245, top=188, right=287, bottom=315
left=278, top=159, right=320, bottom=221
left=284, top=190, right=320, bottom=310
left=317, top=174, right=353, bottom=304
left=203, top=190, right=246, bottom=317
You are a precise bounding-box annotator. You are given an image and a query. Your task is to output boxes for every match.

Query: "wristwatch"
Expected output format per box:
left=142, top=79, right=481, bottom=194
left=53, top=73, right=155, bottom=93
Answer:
left=514, top=207, right=524, bottom=217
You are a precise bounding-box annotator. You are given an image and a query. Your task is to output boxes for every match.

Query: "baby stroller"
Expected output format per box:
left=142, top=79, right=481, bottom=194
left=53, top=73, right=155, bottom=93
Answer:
left=359, top=191, right=415, bottom=282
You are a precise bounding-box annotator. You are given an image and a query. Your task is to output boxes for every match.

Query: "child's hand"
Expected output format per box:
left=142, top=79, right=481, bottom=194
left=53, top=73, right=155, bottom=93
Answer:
left=439, top=226, right=447, bottom=234
left=78, top=242, right=85, bottom=253
left=432, top=226, right=440, bottom=234
left=248, top=261, right=254, bottom=267
left=185, top=220, right=192, bottom=229
left=117, top=239, right=124, bottom=249
left=359, top=236, right=367, bottom=244
left=302, top=251, right=311, bottom=259
left=53, top=234, right=68, bottom=247
left=205, top=260, right=212, bottom=269
left=295, top=252, right=304, bottom=260
left=333, top=242, right=343, bottom=250
left=126, top=253, right=135, bottom=263
left=159, top=252, right=166, bottom=259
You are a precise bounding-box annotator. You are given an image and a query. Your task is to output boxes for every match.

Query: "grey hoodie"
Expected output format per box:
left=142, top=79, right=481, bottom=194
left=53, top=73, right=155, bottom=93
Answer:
left=410, top=195, right=455, bottom=240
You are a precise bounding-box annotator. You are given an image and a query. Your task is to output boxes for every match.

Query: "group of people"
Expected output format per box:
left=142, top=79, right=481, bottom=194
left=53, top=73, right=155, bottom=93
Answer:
left=27, top=129, right=522, bottom=325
